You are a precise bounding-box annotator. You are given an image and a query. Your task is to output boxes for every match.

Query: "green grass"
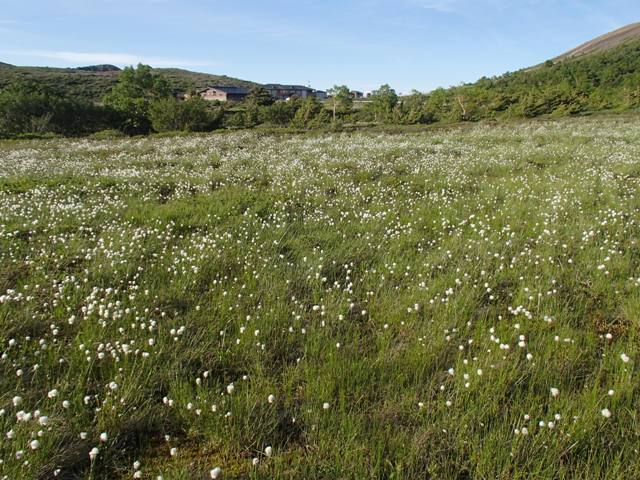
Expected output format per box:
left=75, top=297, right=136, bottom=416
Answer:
left=0, top=115, right=639, bottom=479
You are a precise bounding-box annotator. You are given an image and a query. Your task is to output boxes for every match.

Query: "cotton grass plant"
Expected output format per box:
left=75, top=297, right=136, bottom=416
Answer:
left=0, top=115, right=639, bottom=478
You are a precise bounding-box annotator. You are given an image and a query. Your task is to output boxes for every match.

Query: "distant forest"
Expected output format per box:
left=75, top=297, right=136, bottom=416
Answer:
left=2, top=38, right=640, bottom=138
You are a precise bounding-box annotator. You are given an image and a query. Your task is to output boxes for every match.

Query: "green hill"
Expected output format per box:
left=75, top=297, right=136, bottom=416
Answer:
left=405, top=27, right=640, bottom=122
left=152, top=68, right=257, bottom=97
left=0, top=63, right=257, bottom=103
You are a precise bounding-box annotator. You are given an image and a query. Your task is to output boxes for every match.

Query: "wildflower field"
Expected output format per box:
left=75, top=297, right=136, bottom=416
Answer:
left=1, top=117, right=639, bottom=479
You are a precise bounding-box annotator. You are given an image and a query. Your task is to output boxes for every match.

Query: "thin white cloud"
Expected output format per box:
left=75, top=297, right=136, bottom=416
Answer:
left=6, top=49, right=215, bottom=68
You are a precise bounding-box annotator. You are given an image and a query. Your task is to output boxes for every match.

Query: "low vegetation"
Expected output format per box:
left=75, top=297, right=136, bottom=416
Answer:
left=1, top=116, right=639, bottom=479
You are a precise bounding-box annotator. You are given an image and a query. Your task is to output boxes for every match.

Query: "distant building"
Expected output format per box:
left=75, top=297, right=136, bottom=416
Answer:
left=350, top=91, right=364, bottom=99
left=314, top=90, right=327, bottom=100
left=197, top=86, right=249, bottom=102
left=264, top=84, right=314, bottom=100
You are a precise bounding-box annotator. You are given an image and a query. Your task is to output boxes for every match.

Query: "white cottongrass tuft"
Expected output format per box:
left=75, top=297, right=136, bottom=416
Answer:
left=89, top=447, right=99, bottom=460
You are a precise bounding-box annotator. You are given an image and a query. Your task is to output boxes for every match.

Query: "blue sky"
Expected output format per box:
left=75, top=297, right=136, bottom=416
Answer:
left=1, top=0, right=639, bottom=93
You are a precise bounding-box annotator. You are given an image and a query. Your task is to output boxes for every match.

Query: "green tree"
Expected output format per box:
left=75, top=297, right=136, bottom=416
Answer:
left=103, top=64, right=171, bottom=135
left=0, top=81, right=117, bottom=136
left=149, top=96, right=220, bottom=132
left=327, top=85, right=353, bottom=122
left=292, top=96, right=324, bottom=128
left=245, top=86, right=274, bottom=106
left=0, top=82, right=53, bottom=135
left=262, top=100, right=299, bottom=126
left=399, top=91, right=437, bottom=124
left=370, top=84, right=398, bottom=123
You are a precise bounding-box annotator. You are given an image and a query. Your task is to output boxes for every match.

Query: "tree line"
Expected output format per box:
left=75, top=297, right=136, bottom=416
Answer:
left=2, top=39, right=640, bottom=138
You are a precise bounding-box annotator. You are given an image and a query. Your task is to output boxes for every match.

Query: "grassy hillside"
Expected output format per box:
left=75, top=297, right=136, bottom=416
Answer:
left=153, top=68, right=257, bottom=96
left=406, top=35, right=640, bottom=123
left=0, top=63, right=258, bottom=103
left=1, top=116, right=639, bottom=479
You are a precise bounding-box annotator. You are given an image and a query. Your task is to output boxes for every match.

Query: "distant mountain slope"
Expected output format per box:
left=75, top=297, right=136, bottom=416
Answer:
left=0, top=63, right=258, bottom=102
left=556, top=23, right=640, bottom=61
left=75, top=64, right=121, bottom=72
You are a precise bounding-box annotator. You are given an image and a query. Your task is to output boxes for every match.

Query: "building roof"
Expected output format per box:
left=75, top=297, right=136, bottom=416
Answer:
left=201, top=86, right=249, bottom=94
left=263, top=84, right=313, bottom=91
